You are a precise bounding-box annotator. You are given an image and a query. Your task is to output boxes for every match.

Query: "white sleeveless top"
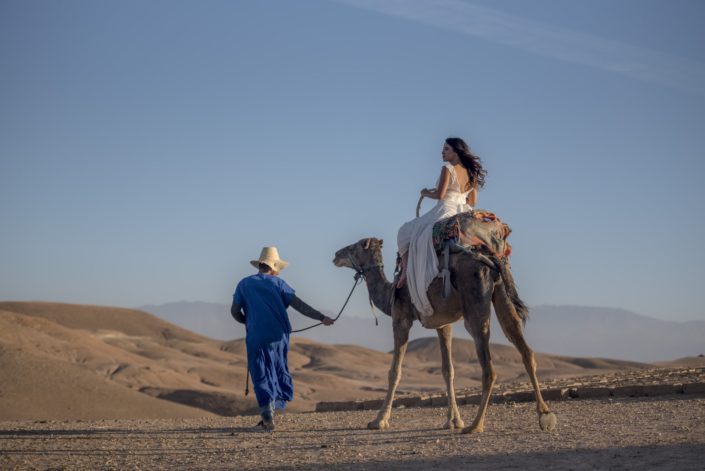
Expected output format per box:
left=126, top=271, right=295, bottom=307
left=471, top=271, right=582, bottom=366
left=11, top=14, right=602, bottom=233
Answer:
left=440, top=163, right=473, bottom=209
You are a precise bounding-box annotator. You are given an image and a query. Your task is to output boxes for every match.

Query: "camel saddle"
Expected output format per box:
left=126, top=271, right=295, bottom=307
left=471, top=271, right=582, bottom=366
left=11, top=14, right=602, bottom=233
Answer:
left=426, top=209, right=512, bottom=300
left=432, top=209, right=512, bottom=259
left=393, top=209, right=512, bottom=300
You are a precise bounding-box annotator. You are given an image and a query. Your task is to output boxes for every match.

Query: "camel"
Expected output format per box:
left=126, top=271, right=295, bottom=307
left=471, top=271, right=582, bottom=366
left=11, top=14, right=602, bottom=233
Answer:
left=333, top=237, right=557, bottom=433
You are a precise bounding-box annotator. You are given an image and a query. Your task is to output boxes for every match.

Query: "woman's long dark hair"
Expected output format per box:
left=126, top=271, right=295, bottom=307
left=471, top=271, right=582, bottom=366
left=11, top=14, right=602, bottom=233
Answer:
left=446, top=137, right=487, bottom=190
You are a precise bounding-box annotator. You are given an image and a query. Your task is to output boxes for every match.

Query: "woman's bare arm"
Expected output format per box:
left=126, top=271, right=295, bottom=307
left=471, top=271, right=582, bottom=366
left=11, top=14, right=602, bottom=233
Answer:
left=421, top=167, right=450, bottom=200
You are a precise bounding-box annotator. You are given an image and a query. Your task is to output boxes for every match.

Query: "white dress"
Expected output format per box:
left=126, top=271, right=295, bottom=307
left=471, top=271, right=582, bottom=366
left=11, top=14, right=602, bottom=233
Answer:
left=397, top=163, right=473, bottom=317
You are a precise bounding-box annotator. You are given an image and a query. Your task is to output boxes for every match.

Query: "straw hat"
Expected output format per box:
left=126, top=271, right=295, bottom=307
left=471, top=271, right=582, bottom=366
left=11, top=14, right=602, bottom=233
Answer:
left=250, top=246, right=289, bottom=272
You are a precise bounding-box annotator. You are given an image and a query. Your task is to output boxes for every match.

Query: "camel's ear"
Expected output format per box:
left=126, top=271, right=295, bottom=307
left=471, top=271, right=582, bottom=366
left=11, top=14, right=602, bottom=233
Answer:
left=379, top=239, right=383, bottom=247
left=363, top=238, right=371, bottom=250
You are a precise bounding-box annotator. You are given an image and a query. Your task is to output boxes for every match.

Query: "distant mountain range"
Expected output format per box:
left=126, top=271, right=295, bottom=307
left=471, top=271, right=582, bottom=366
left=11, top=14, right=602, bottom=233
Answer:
left=138, top=302, right=705, bottom=362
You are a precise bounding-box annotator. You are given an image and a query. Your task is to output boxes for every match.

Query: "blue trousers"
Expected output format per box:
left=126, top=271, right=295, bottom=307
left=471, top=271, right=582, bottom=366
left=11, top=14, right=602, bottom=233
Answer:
left=247, top=335, right=294, bottom=415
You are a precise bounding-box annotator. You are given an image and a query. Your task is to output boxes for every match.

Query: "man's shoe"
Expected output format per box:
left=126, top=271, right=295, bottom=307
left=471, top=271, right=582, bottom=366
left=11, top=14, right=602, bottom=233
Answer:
left=253, top=419, right=275, bottom=432
left=262, top=418, right=275, bottom=431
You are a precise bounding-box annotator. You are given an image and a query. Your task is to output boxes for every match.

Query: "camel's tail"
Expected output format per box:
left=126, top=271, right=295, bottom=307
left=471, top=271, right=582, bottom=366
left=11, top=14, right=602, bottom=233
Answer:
left=493, top=256, right=529, bottom=325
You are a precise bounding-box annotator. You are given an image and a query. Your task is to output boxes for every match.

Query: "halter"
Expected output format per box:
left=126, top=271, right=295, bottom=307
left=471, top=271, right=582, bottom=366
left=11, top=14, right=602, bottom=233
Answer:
left=345, top=246, right=384, bottom=327
left=347, top=249, right=384, bottom=278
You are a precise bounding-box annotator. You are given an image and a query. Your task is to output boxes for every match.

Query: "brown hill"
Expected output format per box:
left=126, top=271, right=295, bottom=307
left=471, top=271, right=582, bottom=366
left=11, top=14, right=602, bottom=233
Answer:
left=655, top=356, right=705, bottom=368
left=0, top=301, right=668, bottom=421
left=0, top=346, right=213, bottom=420
left=402, top=337, right=651, bottom=387
left=0, top=301, right=207, bottom=342
left=405, top=337, right=650, bottom=371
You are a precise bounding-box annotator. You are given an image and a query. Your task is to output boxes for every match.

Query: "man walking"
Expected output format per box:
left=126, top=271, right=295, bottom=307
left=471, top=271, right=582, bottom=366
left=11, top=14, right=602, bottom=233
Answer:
left=230, top=246, right=334, bottom=431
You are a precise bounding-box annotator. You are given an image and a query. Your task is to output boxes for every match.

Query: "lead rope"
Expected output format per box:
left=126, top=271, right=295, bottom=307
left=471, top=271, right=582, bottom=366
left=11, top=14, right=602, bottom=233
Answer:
left=245, top=271, right=365, bottom=396
left=291, top=272, right=364, bottom=333
left=367, top=293, right=379, bottom=326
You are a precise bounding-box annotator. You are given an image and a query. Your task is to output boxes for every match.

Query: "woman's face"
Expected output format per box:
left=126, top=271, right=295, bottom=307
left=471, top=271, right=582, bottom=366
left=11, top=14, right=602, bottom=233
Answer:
left=442, top=143, right=458, bottom=162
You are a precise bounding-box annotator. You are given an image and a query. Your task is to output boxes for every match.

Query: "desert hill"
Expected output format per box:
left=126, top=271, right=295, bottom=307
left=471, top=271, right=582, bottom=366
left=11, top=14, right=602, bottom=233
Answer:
left=0, top=301, right=682, bottom=421
left=0, top=346, right=212, bottom=420
left=403, top=336, right=649, bottom=372
left=0, top=301, right=208, bottom=342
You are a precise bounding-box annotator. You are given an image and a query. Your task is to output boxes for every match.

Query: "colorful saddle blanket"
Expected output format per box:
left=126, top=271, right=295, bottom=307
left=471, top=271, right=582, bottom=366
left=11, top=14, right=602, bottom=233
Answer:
left=431, top=209, right=512, bottom=259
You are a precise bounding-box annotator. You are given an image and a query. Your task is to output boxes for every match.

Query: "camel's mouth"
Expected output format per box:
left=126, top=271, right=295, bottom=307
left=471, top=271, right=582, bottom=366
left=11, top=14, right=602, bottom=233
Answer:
left=333, top=250, right=353, bottom=268
left=332, top=256, right=351, bottom=268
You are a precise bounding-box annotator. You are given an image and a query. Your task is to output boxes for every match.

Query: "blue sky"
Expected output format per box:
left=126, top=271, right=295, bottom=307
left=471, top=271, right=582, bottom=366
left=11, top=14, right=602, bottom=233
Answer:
left=1, top=0, right=704, bottom=322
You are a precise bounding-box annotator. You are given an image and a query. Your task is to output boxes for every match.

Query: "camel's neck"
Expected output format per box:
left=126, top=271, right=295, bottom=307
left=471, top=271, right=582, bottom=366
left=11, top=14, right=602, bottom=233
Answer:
left=361, top=264, right=394, bottom=316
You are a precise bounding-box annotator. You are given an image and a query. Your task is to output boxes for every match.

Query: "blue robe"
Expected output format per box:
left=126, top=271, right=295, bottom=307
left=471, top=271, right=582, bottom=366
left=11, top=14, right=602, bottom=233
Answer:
left=233, top=274, right=295, bottom=411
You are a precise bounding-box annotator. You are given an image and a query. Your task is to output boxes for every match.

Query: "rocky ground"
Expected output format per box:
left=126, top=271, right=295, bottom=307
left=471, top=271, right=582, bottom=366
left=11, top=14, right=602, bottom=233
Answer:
left=317, top=366, right=705, bottom=412
left=2, top=393, right=704, bottom=470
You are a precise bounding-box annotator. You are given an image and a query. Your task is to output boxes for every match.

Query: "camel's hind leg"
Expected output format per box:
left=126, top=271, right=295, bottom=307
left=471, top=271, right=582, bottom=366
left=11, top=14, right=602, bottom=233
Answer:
left=436, top=324, right=464, bottom=430
left=368, top=312, right=412, bottom=430
left=461, top=313, right=495, bottom=434
left=493, top=282, right=557, bottom=431
left=454, top=266, right=496, bottom=434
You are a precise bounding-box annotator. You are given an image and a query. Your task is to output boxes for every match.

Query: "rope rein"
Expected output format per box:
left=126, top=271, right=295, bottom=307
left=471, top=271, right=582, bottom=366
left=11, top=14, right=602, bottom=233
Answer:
left=293, top=249, right=383, bottom=332
left=290, top=271, right=364, bottom=333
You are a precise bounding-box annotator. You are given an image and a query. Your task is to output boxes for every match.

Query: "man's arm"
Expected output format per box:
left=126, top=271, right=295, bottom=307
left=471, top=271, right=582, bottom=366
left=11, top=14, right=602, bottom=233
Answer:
left=230, top=301, right=246, bottom=324
left=290, top=296, right=334, bottom=325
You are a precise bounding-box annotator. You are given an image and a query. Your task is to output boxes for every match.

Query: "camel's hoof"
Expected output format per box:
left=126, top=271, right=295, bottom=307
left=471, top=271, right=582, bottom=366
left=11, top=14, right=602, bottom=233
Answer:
left=461, top=424, right=483, bottom=434
left=539, top=412, right=557, bottom=431
left=367, top=419, right=389, bottom=430
left=444, top=418, right=465, bottom=430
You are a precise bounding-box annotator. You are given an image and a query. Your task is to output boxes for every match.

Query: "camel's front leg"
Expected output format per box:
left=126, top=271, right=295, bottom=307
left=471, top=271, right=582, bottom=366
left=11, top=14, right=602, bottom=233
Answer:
left=437, top=325, right=464, bottom=430
left=368, top=314, right=412, bottom=430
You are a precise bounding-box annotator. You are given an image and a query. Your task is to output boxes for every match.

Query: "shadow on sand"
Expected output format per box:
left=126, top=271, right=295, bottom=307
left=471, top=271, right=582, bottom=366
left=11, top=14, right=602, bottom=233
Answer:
left=268, top=442, right=705, bottom=470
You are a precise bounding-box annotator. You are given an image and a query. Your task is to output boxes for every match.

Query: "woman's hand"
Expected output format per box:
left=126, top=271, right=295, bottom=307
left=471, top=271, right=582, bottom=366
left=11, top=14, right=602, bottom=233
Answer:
left=422, top=167, right=451, bottom=200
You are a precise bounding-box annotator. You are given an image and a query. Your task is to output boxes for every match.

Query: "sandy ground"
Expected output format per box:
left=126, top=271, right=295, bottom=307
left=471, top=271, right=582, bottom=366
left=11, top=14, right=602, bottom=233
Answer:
left=2, top=395, right=704, bottom=470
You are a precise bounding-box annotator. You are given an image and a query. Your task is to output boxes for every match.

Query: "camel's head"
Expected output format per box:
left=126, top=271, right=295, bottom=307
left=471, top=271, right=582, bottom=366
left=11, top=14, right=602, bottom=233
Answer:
left=333, top=238, right=384, bottom=271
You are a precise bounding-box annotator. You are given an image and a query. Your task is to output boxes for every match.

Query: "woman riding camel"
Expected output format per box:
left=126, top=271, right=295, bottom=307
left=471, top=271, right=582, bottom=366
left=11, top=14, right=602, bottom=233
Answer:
left=396, top=137, right=487, bottom=317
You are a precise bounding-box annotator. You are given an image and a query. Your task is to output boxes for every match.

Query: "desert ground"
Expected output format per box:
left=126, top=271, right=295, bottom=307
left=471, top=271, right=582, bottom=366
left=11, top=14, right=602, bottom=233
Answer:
left=2, top=395, right=704, bottom=470
left=1, top=301, right=704, bottom=469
